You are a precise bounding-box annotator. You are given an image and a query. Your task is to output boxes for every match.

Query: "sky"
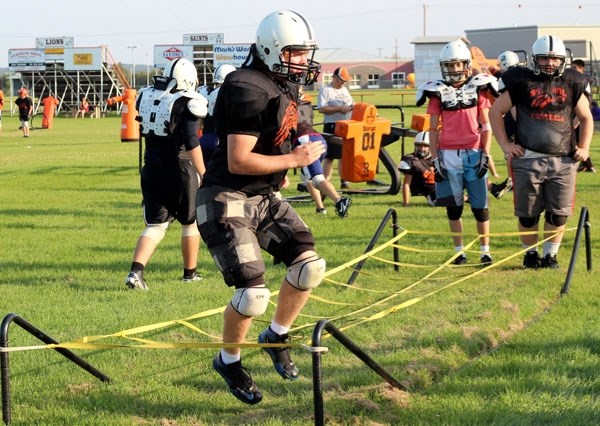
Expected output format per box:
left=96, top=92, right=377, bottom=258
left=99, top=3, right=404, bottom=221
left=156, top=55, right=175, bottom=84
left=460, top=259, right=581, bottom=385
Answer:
left=1, top=0, right=599, bottom=68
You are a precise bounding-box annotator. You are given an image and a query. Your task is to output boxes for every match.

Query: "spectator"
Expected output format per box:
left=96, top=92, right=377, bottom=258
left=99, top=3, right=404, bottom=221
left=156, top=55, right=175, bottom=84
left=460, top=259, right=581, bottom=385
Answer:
left=124, top=58, right=208, bottom=290
left=196, top=10, right=324, bottom=405
left=398, top=131, right=436, bottom=207
left=15, top=88, right=33, bottom=138
left=75, top=97, right=90, bottom=118
left=490, top=35, right=593, bottom=269
left=417, top=40, right=495, bottom=266
left=318, top=66, right=354, bottom=189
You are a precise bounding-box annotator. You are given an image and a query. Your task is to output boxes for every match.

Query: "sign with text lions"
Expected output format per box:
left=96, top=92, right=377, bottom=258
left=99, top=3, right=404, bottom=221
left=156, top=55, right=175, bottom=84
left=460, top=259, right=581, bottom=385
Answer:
left=9, top=49, right=45, bottom=71
left=153, top=45, right=195, bottom=68
left=213, top=44, right=251, bottom=68
left=183, top=33, right=224, bottom=46
left=64, top=48, right=103, bottom=71
left=35, top=37, right=74, bottom=60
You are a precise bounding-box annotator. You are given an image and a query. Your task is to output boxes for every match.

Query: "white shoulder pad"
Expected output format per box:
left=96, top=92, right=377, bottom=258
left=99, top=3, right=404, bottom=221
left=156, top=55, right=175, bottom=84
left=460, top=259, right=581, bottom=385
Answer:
left=470, top=73, right=499, bottom=97
left=416, top=80, right=446, bottom=106
left=184, top=92, right=208, bottom=118
left=470, top=73, right=497, bottom=87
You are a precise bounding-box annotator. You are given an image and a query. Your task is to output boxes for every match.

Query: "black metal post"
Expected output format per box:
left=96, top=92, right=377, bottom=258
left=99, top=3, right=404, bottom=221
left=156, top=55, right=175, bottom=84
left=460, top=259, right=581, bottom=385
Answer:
left=311, top=319, right=406, bottom=426
left=347, top=208, right=399, bottom=285
left=1, top=313, right=111, bottom=425
left=561, top=207, right=590, bottom=295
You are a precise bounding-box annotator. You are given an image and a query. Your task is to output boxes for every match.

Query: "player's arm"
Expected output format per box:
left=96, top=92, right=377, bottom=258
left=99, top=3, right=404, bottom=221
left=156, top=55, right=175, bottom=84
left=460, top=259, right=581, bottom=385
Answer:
left=573, top=93, right=593, bottom=161
left=227, top=134, right=325, bottom=175
left=402, top=174, right=413, bottom=206
left=490, top=91, right=524, bottom=159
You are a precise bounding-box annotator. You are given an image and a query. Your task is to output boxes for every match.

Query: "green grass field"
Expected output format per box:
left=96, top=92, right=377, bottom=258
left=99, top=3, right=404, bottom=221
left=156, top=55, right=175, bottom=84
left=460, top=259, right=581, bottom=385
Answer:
left=1, top=99, right=600, bottom=425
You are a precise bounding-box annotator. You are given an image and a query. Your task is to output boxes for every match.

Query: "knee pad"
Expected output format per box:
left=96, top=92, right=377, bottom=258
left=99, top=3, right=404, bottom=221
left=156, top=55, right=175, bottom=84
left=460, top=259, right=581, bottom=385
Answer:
left=311, top=174, right=326, bottom=188
left=471, top=208, right=489, bottom=223
left=140, top=222, right=169, bottom=243
left=446, top=205, right=463, bottom=221
left=286, top=255, right=326, bottom=291
left=519, top=215, right=540, bottom=228
left=545, top=212, right=568, bottom=227
left=181, top=223, right=200, bottom=237
left=230, top=286, right=271, bottom=317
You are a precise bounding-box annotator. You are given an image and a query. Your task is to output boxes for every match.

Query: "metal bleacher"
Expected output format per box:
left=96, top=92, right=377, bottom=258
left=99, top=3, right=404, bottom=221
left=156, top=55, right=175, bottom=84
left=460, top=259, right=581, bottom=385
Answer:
left=14, top=47, right=128, bottom=117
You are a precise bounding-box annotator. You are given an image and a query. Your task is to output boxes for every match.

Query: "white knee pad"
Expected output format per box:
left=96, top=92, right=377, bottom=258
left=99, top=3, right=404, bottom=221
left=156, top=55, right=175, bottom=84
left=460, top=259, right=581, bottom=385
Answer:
left=230, top=286, right=271, bottom=317
left=286, top=255, right=326, bottom=291
left=181, top=223, right=200, bottom=237
left=312, top=174, right=326, bottom=188
left=140, top=222, right=169, bottom=244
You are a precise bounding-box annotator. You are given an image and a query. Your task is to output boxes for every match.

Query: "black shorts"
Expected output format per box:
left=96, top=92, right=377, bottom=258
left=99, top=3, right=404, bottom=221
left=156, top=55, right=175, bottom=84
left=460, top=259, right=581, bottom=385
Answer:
left=323, top=122, right=342, bottom=159
left=140, top=158, right=199, bottom=226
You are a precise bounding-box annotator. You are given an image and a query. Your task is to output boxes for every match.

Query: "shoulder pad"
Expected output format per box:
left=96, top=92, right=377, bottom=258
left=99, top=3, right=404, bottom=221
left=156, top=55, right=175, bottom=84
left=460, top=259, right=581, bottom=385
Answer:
left=187, top=95, right=208, bottom=118
left=416, top=80, right=446, bottom=106
left=469, top=74, right=499, bottom=97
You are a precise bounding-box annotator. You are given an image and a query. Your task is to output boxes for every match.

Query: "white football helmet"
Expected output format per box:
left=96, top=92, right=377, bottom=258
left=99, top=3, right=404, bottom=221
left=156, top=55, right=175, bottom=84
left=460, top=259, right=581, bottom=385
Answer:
left=414, top=131, right=430, bottom=146
left=498, top=51, right=519, bottom=71
left=439, top=40, right=472, bottom=83
left=213, top=64, right=236, bottom=84
left=531, top=35, right=566, bottom=77
left=163, top=58, right=199, bottom=91
left=255, top=10, right=320, bottom=85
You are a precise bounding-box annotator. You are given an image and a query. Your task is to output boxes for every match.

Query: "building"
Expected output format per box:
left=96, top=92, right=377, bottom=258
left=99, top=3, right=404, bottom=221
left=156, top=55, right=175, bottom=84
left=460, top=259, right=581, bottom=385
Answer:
left=411, top=26, right=600, bottom=89
left=313, top=48, right=413, bottom=90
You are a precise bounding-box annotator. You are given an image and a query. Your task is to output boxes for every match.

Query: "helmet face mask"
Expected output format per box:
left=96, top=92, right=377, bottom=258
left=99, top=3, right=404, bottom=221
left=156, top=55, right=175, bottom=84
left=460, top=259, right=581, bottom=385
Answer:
left=531, top=35, right=566, bottom=77
left=439, top=40, right=472, bottom=84
left=255, top=10, right=321, bottom=85
left=163, top=58, right=199, bottom=91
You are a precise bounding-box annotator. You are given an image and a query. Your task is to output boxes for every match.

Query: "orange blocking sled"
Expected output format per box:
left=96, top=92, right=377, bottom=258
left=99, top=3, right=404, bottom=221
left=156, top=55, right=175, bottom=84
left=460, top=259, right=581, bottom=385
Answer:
left=106, top=88, right=139, bottom=142
left=335, top=103, right=391, bottom=183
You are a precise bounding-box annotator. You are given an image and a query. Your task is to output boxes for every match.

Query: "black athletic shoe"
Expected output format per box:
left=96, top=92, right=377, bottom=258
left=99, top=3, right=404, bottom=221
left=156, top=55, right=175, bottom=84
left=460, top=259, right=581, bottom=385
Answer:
left=296, top=183, right=307, bottom=193
left=452, top=254, right=467, bottom=265
left=335, top=197, right=352, bottom=218
left=490, top=178, right=509, bottom=199
left=258, top=327, right=299, bottom=380
left=212, top=354, right=263, bottom=405
left=523, top=251, right=540, bottom=269
left=480, top=254, right=493, bottom=266
left=540, top=254, right=559, bottom=269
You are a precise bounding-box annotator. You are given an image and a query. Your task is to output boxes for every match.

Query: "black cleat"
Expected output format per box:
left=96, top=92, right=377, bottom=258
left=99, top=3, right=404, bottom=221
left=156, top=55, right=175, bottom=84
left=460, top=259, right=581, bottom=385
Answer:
left=523, top=251, right=540, bottom=269
left=258, top=327, right=299, bottom=380
left=540, top=254, right=559, bottom=269
left=212, top=354, right=263, bottom=405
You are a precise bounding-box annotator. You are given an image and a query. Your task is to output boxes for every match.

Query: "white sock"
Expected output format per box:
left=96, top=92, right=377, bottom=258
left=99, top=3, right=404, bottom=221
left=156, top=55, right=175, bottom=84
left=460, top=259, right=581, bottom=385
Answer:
left=269, top=320, right=289, bottom=336
left=543, top=242, right=560, bottom=257
left=454, top=246, right=463, bottom=253
left=522, top=243, right=538, bottom=253
left=480, top=245, right=490, bottom=257
left=220, top=349, right=240, bottom=365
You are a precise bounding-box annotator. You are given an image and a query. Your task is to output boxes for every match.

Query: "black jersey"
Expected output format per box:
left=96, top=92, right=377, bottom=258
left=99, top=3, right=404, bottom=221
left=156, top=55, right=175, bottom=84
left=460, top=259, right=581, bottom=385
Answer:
left=204, top=66, right=298, bottom=195
left=399, top=154, right=435, bottom=196
left=502, top=67, right=587, bottom=155
left=143, top=97, right=201, bottom=164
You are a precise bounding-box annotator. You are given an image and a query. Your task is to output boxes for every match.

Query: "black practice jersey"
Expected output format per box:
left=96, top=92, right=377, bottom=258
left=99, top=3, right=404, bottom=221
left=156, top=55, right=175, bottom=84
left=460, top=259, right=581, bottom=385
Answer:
left=205, top=67, right=299, bottom=195
left=501, top=67, right=588, bottom=155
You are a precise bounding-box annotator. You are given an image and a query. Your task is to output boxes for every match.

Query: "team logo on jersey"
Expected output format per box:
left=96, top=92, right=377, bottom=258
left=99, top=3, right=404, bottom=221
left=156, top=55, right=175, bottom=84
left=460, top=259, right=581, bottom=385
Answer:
left=529, top=87, right=567, bottom=110
left=274, top=101, right=298, bottom=146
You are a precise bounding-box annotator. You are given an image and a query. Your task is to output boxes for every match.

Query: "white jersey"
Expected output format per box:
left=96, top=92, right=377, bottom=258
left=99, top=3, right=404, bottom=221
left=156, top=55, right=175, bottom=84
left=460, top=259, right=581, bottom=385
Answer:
left=317, top=83, right=354, bottom=124
left=198, top=85, right=220, bottom=116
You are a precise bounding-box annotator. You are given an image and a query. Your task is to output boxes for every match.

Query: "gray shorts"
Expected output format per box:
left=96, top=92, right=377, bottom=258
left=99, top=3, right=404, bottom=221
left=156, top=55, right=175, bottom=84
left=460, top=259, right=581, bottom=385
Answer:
left=511, top=155, right=577, bottom=218
left=195, top=186, right=315, bottom=287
